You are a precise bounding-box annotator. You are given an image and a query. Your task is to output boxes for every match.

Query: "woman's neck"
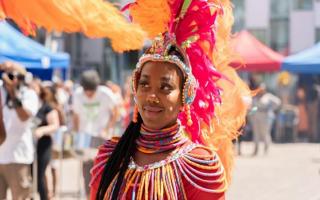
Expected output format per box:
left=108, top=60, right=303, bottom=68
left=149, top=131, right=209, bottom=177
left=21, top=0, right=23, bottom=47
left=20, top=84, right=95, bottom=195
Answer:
left=136, top=122, right=188, bottom=154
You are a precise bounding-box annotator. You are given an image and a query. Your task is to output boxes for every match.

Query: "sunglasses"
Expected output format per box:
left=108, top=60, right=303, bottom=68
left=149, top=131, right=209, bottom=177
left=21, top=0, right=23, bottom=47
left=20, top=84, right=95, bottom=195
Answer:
left=7, top=73, right=16, bottom=80
left=6, top=72, right=24, bottom=81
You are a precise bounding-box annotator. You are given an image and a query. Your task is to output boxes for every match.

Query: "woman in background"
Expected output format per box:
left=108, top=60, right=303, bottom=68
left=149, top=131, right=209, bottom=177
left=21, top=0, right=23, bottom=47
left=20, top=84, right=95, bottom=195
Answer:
left=34, top=83, right=60, bottom=200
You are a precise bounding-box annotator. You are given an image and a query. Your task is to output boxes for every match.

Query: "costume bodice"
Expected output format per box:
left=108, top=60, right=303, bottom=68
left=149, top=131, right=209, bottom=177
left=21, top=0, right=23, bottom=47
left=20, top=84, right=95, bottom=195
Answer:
left=90, top=138, right=226, bottom=200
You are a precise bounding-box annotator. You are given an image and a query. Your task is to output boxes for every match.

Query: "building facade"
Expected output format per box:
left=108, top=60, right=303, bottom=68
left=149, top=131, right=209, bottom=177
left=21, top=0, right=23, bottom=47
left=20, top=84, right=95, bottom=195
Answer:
left=62, top=33, right=140, bottom=84
left=233, top=0, right=320, bottom=54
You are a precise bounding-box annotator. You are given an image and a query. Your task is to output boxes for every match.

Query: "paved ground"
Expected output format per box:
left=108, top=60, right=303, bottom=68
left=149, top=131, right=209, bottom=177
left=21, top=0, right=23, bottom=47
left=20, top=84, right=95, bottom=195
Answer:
left=227, top=142, right=320, bottom=200
left=54, top=142, right=320, bottom=200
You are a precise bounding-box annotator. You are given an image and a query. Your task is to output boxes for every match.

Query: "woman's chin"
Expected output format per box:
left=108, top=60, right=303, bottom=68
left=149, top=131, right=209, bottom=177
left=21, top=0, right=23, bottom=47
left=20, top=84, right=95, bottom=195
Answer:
left=141, top=119, right=163, bottom=130
left=141, top=115, right=165, bottom=130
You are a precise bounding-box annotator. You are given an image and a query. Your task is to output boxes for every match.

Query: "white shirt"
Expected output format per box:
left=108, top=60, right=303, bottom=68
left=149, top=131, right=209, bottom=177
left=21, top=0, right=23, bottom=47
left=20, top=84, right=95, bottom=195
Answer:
left=0, top=86, right=39, bottom=164
left=73, top=86, right=116, bottom=137
left=252, top=92, right=281, bottom=123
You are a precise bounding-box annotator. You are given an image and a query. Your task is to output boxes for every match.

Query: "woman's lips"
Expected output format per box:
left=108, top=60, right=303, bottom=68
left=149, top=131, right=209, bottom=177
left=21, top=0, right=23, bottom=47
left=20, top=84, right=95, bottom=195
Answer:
left=143, top=105, right=163, bottom=117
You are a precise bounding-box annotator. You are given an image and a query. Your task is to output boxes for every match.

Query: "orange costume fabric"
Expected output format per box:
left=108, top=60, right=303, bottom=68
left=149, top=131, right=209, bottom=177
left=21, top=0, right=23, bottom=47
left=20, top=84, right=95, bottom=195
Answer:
left=0, top=0, right=145, bottom=52
left=90, top=138, right=226, bottom=200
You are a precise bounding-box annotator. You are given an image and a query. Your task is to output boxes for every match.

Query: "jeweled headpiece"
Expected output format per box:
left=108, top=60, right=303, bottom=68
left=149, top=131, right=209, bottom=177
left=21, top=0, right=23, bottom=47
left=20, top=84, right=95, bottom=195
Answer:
left=129, top=0, right=223, bottom=134
left=133, top=32, right=197, bottom=106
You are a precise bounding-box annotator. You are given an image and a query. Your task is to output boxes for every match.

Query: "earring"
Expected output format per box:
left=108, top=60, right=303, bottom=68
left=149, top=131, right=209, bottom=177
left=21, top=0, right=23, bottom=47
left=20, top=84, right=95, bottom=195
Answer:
left=186, top=105, right=193, bottom=126
left=132, top=104, right=139, bottom=123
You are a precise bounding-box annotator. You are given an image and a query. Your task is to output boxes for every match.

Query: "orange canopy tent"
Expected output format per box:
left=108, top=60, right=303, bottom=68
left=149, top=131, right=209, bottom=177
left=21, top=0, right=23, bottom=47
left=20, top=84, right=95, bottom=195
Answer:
left=230, top=30, right=284, bottom=72
left=0, top=0, right=146, bottom=52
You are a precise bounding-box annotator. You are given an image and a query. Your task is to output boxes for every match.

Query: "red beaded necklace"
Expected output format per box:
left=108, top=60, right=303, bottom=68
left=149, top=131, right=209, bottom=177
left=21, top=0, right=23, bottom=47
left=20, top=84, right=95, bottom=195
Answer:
left=136, top=123, right=189, bottom=154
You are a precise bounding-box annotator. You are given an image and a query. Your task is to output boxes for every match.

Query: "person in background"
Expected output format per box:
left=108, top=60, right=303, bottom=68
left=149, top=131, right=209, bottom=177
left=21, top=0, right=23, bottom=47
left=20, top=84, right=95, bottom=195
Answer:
left=296, top=86, right=309, bottom=141
left=62, top=80, right=74, bottom=130
left=250, top=84, right=281, bottom=156
left=0, top=61, right=39, bottom=200
left=122, top=76, right=135, bottom=128
left=106, top=81, right=125, bottom=137
left=72, top=70, right=117, bottom=199
left=34, top=82, right=60, bottom=200
left=49, top=80, right=72, bottom=199
left=297, top=75, right=319, bottom=142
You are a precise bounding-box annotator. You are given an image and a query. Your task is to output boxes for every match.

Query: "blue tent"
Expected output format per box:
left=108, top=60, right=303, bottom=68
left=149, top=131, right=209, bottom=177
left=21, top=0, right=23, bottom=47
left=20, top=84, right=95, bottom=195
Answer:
left=281, top=42, right=320, bottom=74
left=0, top=21, right=70, bottom=80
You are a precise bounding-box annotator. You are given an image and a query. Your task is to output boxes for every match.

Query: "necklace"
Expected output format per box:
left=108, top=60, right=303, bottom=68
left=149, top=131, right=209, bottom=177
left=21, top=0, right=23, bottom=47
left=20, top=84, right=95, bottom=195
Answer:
left=136, top=123, right=189, bottom=154
left=94, top=143, right=227, bottom=200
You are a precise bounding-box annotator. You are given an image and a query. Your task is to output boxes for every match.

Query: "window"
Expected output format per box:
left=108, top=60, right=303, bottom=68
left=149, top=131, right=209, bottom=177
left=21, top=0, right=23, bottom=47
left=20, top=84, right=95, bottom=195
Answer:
left=270, top=0, right=289, bottom=52
left=232, top=0, right=245, bottom=32
left=270, top=19, right=289, bottom=52
left=271, top=0, right=289, bottom=18
left=293, top=0, right=313, bottom=10
left=316, top=28, right=320, bottom=42
left=249, top=29, right=268, bottom=45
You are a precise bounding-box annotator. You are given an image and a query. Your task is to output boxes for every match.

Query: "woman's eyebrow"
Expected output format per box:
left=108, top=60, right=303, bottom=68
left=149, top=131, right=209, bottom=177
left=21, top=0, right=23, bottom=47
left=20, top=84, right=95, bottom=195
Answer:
left=140, top=74, right=149, bottom=79
left=160, top=76, right=173, bottom=83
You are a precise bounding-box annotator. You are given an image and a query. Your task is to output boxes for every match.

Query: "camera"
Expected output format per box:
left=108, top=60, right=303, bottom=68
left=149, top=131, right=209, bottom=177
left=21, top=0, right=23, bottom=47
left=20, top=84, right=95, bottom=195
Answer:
left=0, top=61, right=27, bottom=82
left=1, top=71, right=25, bottom=82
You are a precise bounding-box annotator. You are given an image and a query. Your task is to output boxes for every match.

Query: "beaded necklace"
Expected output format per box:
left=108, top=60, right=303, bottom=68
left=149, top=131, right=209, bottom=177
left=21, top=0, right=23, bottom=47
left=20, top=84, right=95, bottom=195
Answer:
left=92, top=142, right=227, bottom=200
left=136, top=123, right=189, bottom=154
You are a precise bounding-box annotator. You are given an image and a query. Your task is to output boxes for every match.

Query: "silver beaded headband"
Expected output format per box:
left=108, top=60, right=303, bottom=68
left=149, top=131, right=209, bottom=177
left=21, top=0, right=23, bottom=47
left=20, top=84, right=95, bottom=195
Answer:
left=132, top=34, right=197, bottom=106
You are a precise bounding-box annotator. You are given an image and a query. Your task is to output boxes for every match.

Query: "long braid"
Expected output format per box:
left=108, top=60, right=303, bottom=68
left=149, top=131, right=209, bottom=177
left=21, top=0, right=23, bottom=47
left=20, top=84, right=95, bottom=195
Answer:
left=96, top=114, right=142, bottom=200
left=111, top=117, right=141, bottom=199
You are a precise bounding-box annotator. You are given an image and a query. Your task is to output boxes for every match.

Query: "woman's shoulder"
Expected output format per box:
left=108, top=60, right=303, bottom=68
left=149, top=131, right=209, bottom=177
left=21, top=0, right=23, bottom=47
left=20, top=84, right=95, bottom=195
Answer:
left=184, top=143, right=220, bottom=162
left=96, top=137, right=120, bottom=156
left=89, top=137, right=120, bottom=187
left=181, top=143, right=227, bottom=199
left=92, top=137, right=120, bottom=163
left=188, top=144, right=214, bottom=156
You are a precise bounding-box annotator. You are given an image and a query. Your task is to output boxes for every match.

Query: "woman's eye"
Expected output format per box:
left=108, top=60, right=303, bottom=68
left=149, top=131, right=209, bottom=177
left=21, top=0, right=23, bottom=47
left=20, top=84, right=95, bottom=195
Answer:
left=138, top=81, right=149, bottom=88
left=161, top=84, right=173, bottom=91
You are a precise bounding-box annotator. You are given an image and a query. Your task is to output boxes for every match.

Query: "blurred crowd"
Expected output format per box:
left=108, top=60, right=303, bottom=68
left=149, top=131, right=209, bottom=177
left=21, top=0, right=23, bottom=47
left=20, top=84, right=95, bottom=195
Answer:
left=238, top=72, right=320, bottom=156
left=0, top=61, right=133, bottom=200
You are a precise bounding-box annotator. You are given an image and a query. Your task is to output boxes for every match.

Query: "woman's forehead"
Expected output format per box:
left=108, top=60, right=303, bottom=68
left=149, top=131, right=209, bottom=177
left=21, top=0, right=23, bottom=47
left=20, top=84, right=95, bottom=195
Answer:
left=140, top=61, right=182, bottom=78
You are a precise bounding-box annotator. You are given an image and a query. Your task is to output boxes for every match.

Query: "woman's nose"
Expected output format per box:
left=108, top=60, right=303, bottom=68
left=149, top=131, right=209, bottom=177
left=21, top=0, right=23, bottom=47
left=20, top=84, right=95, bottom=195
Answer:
left=146, top=93, right=160, bottom=104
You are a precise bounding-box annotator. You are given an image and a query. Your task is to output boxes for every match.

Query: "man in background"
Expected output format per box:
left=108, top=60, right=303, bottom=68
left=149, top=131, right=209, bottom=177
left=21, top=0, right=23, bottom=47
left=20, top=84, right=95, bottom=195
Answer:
left=72, top=69, right=116, bottom=199
left=0, top=61, right=39, bottom=199
left=250, top=84, right=281, bottom=156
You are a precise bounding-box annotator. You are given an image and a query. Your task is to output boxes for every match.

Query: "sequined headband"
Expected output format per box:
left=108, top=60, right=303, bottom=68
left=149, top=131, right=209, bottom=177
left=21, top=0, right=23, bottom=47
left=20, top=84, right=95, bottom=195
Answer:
left=132, top=33, right=197, bottom=106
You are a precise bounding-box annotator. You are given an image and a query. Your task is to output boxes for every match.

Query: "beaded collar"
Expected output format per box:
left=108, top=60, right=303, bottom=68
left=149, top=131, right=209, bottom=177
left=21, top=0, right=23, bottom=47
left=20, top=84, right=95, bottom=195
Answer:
left=129, top=143, right=197, bottom=172
left=91, top=139, right=228, bottom=199
left=136, top=123, right=189, bottom=154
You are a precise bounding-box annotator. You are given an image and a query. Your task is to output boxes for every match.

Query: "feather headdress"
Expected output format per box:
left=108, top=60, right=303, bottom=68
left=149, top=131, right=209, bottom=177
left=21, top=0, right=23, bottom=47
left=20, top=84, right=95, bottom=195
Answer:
left=127, top=0, right=251, bottom=183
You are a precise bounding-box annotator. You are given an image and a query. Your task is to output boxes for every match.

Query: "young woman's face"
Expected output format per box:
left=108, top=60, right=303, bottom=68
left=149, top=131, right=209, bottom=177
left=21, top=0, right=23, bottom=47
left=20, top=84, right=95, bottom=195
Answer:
left=136, top=61, right=183, bottom=130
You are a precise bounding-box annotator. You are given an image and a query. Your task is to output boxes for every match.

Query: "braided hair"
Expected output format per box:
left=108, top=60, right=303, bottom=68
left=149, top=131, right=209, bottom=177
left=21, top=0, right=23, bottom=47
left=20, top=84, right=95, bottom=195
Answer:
left=96, top=114, right=142, bottom=200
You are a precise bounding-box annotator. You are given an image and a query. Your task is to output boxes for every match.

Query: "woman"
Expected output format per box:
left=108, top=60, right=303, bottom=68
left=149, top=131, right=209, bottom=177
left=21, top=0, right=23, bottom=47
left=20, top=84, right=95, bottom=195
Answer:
left=34, top=83, right=60, bottom=200
left=91, top=50, right=226, bottom=199
left=296, top=86, right=309, bottom=140
left=90, top=0, right=250, bottom=199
